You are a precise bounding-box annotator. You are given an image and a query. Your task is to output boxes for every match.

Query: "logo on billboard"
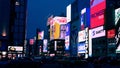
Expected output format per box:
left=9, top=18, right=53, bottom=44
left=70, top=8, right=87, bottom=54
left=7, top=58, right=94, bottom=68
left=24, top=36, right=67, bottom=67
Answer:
left=92, top=31, right=95, bottom=36
left=90, top=26, right=105, bottom=38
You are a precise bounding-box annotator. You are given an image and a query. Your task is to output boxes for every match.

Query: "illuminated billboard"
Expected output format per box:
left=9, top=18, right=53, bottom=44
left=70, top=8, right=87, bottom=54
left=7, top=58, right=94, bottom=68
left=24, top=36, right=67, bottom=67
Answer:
left=54, top=22, right=60, bottom=39
left=47, top=15, right=53, bottom=25
left=115, top=26, right=120, bottom=53
left=81, top=8, right=86, bottom=30
left=66, top=4, right=71, bottom=22
left=115, top=8, right=120, bottom=25
left=60, top=24, right=66, bottom=39
left=38, top=31, right=44, bottom=40
left=8, top=46, right=23, bottom=52
left=90, top=26, right=105, bottom=39
left=50, top=25, right=54, bottom=40
left=53, top=17, right=67, bottom=24
left=50, top=17, right=68, bottom=40
left=65, top=36, right=70, bottom=50
left=78, top=43, right=86, bottom=53
left=78, top=30, right=85, bottom=42
left=90, top=0, right=106, bottom=28
left=65, top=23, right=70, bottom=50
left=29, top=39, right=34, bottom=45
left=66, top=23, right=70, bottom=36
left=43, top=39, right=48, bottom=52
left=80, top=8, right=90, bottom=29
left=107, top=29, right=115, bottom=38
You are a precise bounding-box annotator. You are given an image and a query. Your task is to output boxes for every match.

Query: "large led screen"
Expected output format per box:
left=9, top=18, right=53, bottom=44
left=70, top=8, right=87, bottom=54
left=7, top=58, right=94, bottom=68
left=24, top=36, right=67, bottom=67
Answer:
left=90, top=0, right=106, bottom=28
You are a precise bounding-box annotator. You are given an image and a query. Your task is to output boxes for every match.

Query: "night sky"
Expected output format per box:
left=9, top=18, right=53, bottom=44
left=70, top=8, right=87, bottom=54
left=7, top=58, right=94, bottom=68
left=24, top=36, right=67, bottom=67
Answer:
left=27, top=0, right=74, bottom=39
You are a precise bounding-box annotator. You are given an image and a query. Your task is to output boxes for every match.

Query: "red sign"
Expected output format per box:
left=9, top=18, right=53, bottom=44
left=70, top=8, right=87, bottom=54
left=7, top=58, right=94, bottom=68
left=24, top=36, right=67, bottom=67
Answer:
left=107, top=29, right=115, bottom=38
left=29, top=39, right=34, bottom=45
left=90, top=1, right=106, bottom=28
left=54, top=17, right=67, bottom=24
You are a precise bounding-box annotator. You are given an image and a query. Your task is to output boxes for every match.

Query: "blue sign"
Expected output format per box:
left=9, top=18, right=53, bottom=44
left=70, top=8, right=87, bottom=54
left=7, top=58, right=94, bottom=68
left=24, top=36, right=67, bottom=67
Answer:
left=66, top=23, right=70, bottom=36
left=80, top=8, right=90, bottom=29
left=78, top=43, right=86, bottom=53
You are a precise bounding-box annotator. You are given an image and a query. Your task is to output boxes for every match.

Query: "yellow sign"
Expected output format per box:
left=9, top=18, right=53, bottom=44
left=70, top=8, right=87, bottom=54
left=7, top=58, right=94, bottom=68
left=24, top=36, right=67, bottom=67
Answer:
left=54, top=22, right=60, bottom=39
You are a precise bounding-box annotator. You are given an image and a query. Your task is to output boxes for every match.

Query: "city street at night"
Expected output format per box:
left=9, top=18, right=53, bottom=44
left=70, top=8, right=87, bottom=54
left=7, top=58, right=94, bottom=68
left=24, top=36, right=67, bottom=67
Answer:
left=0, top=0, right=120, bottom=68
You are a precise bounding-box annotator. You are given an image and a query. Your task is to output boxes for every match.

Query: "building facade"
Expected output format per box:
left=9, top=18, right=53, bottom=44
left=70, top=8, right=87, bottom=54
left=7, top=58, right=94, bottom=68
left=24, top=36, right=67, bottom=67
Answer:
left=0, top=0, right=27, bottom=58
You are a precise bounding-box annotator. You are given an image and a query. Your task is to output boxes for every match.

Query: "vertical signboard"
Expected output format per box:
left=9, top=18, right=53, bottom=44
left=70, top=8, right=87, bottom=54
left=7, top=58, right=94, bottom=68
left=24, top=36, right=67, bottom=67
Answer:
left=115, top=26, right=120, bottom=53
left=115, top=8, right=120, bottom=25
left=78, top=30, right=85, bottom=42
left=29, top=39, right=34, bottom=45
left=54, top=22, right=60, bottom=39
left=43, top=39, right=48, bottom=52
left=65, top=23, right=70, bottom=50
left=60, top=24, right=66, bottom=39
left=50, top=25, right=54, bottom=40
left=80, top=8, right=90, bottom=30
left=115, top=8, right=120, bottom=53
left=38, top=31, right=44, bottom=40
left=81, top=8, right=86, bottom=30
left=66, top=4, right=71, bottom=22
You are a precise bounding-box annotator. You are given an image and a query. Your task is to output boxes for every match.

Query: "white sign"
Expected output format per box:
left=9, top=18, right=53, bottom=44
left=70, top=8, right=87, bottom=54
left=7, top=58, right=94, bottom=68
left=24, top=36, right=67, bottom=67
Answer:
left=8, top=46, right=23, bottom=51
left=43, top=39, right=48, bottom=52
left=78, top=30, right=85, bottom=42
left=115, top=8, right=120, bottom=25
left=66, top=4, right=71, bottom=22
left=90, top=26, right=105, bottom=38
